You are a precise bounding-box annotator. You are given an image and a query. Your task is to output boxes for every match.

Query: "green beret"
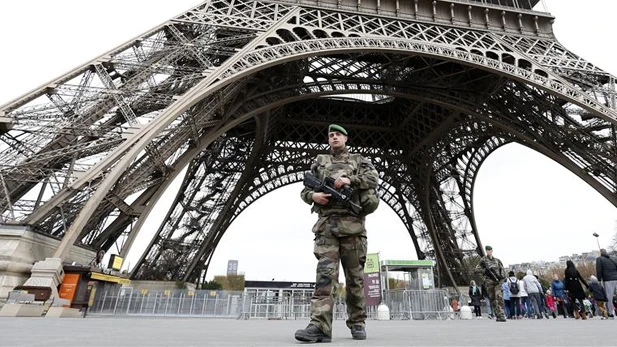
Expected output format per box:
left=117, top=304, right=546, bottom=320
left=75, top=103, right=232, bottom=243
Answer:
left=328, top=124, right=348, bottom=136
left=485, top=245, right=492, bottom=251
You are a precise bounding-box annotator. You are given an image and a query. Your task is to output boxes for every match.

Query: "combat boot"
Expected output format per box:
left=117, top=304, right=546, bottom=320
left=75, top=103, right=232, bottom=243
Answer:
left=495, top=316, right=507, bottom=322
left=351, top=325, right=367, bottom=340
left=294, top=324, right=331, bottom=343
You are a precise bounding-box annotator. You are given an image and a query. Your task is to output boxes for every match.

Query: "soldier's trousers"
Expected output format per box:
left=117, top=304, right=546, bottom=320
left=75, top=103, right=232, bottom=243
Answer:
left=310, top=232, right=367, bottom=337
left=485, top=281, right=505, bottom=319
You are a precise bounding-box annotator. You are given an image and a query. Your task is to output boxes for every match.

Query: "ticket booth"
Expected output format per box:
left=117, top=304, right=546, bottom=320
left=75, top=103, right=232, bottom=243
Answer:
left=380, top=260, right=436, bottom=291
left=59, top=264, right=130, bottom=311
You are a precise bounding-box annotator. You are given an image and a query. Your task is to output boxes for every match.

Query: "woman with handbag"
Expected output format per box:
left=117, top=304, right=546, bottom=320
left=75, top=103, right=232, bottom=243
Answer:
left=469, top=280, right=483, bottom=319
left=564, top=260, right=589, bottom=319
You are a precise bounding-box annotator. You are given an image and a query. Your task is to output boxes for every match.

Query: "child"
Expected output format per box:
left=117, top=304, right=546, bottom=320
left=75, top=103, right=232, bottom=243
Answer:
left=545, top=289, right=557, bottom=319
left=582, top=297, right=592, bottom=318
left=451, top=298, right=459, bottom=312
left=589, top=275, right=608, bottom=319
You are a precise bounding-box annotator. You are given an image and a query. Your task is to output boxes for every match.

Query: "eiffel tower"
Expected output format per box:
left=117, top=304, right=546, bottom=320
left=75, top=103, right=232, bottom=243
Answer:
left=1, top=0, right=616, bottom=289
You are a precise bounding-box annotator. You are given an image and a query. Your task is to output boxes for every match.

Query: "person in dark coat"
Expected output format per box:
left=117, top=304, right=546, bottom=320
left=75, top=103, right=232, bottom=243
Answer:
left=469, top=280, right=482, bottom=318
left=564, top=260, right=589, bottom=319
left=595, top=248, right=617, bottom=318
left=589, top=275, right=609, bottom=319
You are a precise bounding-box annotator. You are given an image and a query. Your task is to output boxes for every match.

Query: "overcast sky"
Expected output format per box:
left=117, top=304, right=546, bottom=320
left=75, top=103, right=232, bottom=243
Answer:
left=1, top=0, right=616, bottom=283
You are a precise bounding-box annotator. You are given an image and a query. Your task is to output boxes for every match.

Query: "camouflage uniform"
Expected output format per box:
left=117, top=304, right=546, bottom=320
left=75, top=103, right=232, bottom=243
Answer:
left=300, top=147, right=379, bottom=337
left=477, top=255, right=506, bottom=320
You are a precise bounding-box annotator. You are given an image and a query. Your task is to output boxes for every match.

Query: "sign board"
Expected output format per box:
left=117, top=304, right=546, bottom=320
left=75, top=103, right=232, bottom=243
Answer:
left=90, top=272, right=131, bottom=285
left=107, top=254, right=124, bottom=271
left=382, top=260, right=434, bottom=267
left=58, top=273, right=80, bottom=306
left=363, top=253, right=381, bottom=306
left=87, top=283, right=97, bottom=307
left=364, top=253, right=380, bottom=274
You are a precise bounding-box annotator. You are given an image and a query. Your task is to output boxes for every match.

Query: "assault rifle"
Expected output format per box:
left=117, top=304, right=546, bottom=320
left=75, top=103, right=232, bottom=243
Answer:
left=485, top=267, right=504, bottom=282
left=478, top=259, right=504, bottom=282
left=303, top=172, right=361, bottom=210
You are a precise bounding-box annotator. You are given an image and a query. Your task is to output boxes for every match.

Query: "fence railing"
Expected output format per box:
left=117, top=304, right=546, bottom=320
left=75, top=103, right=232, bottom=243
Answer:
left=88, top=288, right=455, bottom=320
left=384, top=289, right=454, bottom=320
left=89, top=288, right=245, bottom=317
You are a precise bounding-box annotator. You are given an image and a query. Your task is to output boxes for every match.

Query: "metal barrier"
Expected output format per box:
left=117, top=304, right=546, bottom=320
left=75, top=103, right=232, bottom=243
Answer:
left=384, top=289, right=454, bottom=320
left=89, top=288, right=244, bottom=317
left=88, top=288, right=454, bottom=320
left=239, top=292, right=338, bottom=320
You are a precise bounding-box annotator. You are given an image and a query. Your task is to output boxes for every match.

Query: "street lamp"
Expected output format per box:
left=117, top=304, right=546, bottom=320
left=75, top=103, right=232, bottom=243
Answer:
left=593, top=232, right=601, bottom=252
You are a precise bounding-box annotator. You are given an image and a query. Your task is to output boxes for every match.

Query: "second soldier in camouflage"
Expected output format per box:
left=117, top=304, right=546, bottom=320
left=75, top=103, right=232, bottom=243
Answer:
left=477, top=245, right=507, bottom=322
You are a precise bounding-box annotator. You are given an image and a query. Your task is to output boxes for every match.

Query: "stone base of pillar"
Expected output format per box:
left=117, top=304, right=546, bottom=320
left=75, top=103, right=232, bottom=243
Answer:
left=0, top=303, right=46, bottom=317
left=21, top=257, right=64, bottom=302
left=0, top=225, right=95, bottom=308
left=45, top=306, right=82, bottom=318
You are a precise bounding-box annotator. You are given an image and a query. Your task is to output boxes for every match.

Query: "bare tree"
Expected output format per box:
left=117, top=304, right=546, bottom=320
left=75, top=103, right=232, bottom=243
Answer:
left=460, top=255, right=483, bottom=285
left=540, top=261, right=595, bottom=284
left=213, top=274, right=245, bottom=291
left=388, top=277, right=407, bottom=290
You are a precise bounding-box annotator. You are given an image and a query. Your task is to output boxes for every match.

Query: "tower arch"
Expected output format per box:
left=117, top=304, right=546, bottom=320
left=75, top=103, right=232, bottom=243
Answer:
left=1, top=0, right=615, bottom=287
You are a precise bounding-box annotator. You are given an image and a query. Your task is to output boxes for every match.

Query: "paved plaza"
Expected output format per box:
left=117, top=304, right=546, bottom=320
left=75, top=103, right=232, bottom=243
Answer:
left=0, top=316, right=613, bottom=346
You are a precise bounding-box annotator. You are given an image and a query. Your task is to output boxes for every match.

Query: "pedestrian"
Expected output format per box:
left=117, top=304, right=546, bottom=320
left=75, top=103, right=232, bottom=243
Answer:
left=476, top=245, right=507, bottom=322
left=507, top=271, right=521, bottom=319
left=563, top=292, right=574, bottom=318
left=595, top=248, right=617, bottom=319
left=523, top=270, right=544, bottom=319
left=501, top=280, right=511, bottom=319
left=551, top=274, right=568, bottom=318
left=295, top=124, right=380, bottom=343
left=535, top=275, right=550, bottom=318
left=564, top=260, right=589, bottom=320
left=469, top=280, right=482, bottom=319
left=589, top=275, right=609, bottom=319
left=582, top=297, right=592, bottom=318
left=545, top=289, right=557, bottom=319
left=587, top=294, right=596, bottom=318
left=517, top=275, right=531, bottom=318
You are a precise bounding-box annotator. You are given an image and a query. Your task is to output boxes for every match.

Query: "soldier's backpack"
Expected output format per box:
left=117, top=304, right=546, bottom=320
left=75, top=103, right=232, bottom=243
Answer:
left=509, top=278, right=519, bottom=295
left=315, top=153, right=379, bottom=215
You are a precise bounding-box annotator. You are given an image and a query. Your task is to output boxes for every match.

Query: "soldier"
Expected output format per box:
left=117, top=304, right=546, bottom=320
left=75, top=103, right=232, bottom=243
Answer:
left=294, top=124, right=379, bottom=343
left=477, top=245, right=507, bottom=322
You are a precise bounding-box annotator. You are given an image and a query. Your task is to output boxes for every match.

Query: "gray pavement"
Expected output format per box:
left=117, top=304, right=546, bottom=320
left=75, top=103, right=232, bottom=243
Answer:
left=0, top=316, right=613, bottom=346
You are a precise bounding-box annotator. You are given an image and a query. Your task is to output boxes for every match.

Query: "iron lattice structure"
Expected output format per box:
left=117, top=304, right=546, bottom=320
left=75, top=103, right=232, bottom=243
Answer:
left=1, top=0, right=616, bottom=286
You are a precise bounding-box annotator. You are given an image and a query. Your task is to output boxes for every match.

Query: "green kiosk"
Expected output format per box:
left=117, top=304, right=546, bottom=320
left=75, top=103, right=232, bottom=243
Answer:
left=380, top=260, right=443, bottom=320
left=380, top=259, right=435, bottom=291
